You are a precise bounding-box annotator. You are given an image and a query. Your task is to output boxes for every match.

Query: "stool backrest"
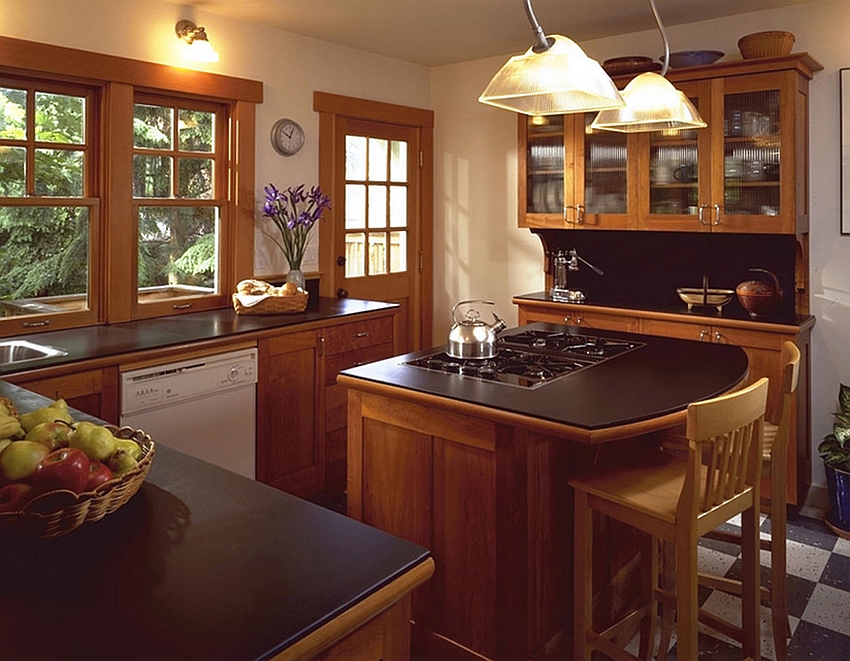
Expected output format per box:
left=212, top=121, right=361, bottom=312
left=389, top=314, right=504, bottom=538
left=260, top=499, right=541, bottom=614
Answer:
left=680, top=378, right=769, bottom=523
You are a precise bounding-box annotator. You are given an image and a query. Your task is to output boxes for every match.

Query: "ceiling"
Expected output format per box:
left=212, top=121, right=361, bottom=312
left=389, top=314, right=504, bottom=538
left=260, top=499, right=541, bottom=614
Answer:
left=165, top=0, right=816, bottom=67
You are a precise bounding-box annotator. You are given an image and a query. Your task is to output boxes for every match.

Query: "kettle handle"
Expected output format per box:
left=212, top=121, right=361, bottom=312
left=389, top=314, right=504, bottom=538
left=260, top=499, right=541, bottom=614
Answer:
left=746, top=268, right=782, bottom=295
left=451, top=299, right=495, bottom=324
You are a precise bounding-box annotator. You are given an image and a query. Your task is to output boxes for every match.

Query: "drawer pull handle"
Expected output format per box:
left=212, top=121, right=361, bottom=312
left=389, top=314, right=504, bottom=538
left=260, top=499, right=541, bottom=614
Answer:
left=353, top=331, right=371, bottom=339
left=22, top=320, right=51, bottom=328
left=172, top=303, right=192, bottom=310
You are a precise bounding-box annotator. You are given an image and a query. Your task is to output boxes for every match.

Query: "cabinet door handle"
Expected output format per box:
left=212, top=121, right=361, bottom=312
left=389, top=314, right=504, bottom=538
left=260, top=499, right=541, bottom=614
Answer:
left=336, top=287, right=349, bottom=298
left=698, top=204, right=711, bottom=226
left=564, top=204, right=584, bottom=225
left=564, top=316, right=572, bottom=325
left=699, top=329, right=710, bottom=341
left=713, top=204, right=722, bottom=226
left=353, top=331, right=370, bottom=339
left=576, top=204, right=585, bottom=224
left=714, top=331, right=723, bottom=343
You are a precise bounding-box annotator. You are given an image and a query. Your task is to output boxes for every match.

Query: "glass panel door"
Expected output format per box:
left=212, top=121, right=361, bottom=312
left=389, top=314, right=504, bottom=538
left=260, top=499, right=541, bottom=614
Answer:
left=525, top=115, right=564, bottom=215
left=584, top=115, right=627, bottom=216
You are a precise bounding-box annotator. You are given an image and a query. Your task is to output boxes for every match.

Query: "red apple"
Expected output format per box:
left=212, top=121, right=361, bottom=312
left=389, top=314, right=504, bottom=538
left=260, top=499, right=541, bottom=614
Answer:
left=0, top=482, right=34, bottom=512
left=85, top=461, right=114, bottom=492
left=32, top=447, right=90, bottom=494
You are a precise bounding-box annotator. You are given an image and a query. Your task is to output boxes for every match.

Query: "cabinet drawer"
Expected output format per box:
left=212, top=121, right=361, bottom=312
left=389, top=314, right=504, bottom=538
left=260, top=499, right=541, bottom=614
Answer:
left=321, top=316, right=394, bottom=355
left=640, top=319, right=709, bottom=341
left=325, top=342, right=395, bottom=386
left=713, top=326, right=785, bottom=351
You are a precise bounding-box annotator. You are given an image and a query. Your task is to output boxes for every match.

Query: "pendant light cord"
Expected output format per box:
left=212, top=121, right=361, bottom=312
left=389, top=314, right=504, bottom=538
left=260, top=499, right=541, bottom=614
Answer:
left=650, top=0, right=670, bottom=76
left=523, top=0, right=554, bottom=53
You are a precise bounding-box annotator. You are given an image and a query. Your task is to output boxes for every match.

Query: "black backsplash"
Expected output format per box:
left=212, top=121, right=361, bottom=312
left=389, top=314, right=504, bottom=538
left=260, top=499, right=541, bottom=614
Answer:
left=532, top=229, right=798, bottom=319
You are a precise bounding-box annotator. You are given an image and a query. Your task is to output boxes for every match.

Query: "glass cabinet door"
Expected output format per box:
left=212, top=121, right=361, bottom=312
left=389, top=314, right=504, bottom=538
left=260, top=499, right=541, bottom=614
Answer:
left=525, top=115, right=565, bottom=219
left=582, top=114, right=629, bottom=226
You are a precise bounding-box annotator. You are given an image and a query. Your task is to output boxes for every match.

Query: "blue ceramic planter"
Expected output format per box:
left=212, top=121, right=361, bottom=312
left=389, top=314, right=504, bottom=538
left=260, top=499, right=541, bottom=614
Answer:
left=825, top=463, right=850, bottom=534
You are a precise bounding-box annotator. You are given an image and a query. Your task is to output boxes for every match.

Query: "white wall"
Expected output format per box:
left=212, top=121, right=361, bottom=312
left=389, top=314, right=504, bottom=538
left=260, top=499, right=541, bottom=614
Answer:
left=0, top=0, right=431, bottom=276
left=431, top=0, right=850, bottom=495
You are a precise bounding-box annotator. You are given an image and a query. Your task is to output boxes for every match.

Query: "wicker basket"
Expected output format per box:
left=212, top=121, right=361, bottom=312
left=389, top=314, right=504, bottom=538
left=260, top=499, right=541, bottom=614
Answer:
left=232, top=291, right=308, bottom=315
left=0, top=426, right=155, bottom=540
left=737, top=31, right=795, bottom=59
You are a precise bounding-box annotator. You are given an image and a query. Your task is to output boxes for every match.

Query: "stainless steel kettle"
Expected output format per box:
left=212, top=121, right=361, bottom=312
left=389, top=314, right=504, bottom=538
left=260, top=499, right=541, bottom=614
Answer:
left=447, top=300, right=507, bottom=359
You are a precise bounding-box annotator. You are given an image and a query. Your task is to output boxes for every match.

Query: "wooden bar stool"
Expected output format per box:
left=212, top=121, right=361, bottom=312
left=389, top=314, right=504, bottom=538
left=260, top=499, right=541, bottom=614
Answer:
left=570, top=377, right=769, bottom=661
left=658, top=341, right=800, bottom=661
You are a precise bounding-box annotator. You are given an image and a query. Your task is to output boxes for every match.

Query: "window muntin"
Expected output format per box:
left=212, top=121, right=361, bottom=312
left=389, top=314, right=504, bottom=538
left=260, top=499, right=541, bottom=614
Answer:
left=0, top=80, right=96, bottom=323
left=133, top=96, right=224, bottom=306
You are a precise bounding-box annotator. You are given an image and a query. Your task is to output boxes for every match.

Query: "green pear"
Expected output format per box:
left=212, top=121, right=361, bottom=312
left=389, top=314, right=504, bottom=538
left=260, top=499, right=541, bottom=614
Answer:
left=106, top=448, right=138, bottom=477
left=0, top=438, right=12, bottom=455
left=20, top=404, right=74, bottom=434
left=112, top=438, right=142, bottom=462
left=69, top=421, right=116, bottom=462
left=0, top=414, right=23, bottom=440
left=26, top=420, right=73, bottom=452
left=0, top=440, right=50, bottom=482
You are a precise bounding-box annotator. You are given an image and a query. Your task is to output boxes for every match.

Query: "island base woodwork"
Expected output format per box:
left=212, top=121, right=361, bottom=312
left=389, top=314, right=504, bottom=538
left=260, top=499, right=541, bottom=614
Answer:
left=346, top=387, right=656, bottom=661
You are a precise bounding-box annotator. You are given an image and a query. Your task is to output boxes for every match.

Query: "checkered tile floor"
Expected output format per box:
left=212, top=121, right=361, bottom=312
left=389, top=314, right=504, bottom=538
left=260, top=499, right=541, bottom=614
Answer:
left=639, top=508, right=850, bottom=660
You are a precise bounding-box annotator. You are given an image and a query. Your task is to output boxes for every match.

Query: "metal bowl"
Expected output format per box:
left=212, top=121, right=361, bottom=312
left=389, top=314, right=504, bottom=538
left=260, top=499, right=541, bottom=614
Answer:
left=663, top=50, right=725, bottom=68
left=677, top=287, right=735, bottom=312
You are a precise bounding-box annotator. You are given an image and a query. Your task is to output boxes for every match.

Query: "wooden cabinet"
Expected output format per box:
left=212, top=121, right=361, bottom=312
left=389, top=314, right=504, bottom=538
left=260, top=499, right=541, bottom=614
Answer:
left=320, top=315, right=395, bottom=494
left=515, top=297, right=814, bottom=504
left=518, top=54, right=821, bottom=235
left=256, top=330, right=323, bottom=498
left=6, top=367, right=119, bottom=424
left=256, top=311, right=396, bottom=500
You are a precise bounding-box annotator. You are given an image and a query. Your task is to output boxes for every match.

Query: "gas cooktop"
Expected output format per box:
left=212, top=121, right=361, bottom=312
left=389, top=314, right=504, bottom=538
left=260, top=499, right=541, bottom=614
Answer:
left=404, top=328, right=644, bottom=389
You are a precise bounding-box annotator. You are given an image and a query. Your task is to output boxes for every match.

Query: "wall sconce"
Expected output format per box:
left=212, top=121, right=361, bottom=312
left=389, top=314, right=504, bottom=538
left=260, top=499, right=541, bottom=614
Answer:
left=175, top=19, right=219, bottom=63
left=478, top=0, right=623, bottom=116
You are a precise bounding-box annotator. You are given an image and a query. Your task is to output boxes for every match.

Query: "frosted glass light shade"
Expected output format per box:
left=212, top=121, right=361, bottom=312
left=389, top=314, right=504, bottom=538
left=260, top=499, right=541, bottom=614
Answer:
left=591, top=72, right=706, bottom=132
left=479, top=35, right=624, bottom=116
left=185, top=39, right=219, bottom=63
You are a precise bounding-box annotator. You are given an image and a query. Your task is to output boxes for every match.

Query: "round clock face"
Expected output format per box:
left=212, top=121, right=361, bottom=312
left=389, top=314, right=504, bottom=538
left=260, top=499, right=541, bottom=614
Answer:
left=270, top=118, right=305, bottom=156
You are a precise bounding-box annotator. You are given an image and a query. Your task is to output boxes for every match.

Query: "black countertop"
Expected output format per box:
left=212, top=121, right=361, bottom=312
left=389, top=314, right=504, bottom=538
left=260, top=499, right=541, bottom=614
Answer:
left=0, top=381, right=430, bottom=661
left=513, top=291, right=813, bottom=327
left=339, top=322, right=749, bottom=431
left=0, top=298, right=397, bottom=376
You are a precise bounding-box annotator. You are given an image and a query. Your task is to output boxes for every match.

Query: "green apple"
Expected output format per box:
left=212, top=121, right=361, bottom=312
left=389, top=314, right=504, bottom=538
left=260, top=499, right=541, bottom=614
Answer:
left=20, top=403, right=74, bottom=434
left=112, top=438, right=142, bottom=462
left=106, top=448, right=138, bottom=477
left=26, top=420, right=73, bottom=452
left=0, top=440, right=50, bottom=482
left=69, top=421, right=116, bottom=462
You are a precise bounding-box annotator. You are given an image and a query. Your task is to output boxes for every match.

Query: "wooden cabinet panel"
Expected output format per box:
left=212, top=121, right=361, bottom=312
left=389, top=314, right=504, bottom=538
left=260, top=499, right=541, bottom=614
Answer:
left=322, top=316, right=394, bottom=355
left=518, top=303, right=639, bottom=333
left=7, top=367, right=119, bottom=424
left=256, top=330, right=322, bottom=497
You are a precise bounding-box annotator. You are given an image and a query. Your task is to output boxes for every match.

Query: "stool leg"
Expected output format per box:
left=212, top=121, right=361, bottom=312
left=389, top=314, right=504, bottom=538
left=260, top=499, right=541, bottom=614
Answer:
left=771, top=503, right=789, bottom=661
left=674, top=530, right=699, bottom=661
left=574, top=489, right=593, bottom=661
left=741, top=503, right=762, bottom=661
left=657, top=539, right=676, bottom=661
left=639, top=534, right=659, bottom=661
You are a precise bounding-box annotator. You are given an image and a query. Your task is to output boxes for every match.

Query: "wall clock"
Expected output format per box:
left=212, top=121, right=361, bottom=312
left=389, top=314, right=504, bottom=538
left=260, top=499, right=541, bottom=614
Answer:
left=270, top=118, right=305, bottom=156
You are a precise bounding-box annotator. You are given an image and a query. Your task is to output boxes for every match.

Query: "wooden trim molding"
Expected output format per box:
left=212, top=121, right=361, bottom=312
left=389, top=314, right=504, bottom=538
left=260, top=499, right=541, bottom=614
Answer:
left=0, top=36, right=262, bottom=102
left=314, top=92, right=433, bottom=127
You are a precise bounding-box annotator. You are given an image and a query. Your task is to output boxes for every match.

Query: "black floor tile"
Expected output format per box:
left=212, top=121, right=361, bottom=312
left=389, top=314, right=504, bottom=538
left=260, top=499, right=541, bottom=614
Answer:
left=819, top=552, right=850, bottom=592
left=787, top=620, right=850, bottom=660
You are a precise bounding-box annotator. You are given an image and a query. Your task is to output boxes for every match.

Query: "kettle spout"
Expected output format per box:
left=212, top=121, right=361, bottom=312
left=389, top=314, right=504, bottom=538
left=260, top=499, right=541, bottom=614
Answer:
left=491, top=313, right=508, bottom=335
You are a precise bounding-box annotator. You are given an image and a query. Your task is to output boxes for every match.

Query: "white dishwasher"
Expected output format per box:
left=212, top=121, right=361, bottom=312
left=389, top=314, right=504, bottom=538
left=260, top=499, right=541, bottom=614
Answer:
left=120, top=348, right=257, bottom=479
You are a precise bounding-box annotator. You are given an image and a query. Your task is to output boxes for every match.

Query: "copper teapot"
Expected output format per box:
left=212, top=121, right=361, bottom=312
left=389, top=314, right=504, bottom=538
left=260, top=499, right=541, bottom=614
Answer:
left=736, top=268, right=782, bottom=318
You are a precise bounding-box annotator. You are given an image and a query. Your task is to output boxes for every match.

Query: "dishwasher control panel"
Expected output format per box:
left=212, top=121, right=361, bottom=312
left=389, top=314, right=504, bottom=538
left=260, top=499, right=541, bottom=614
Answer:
left=120, top=348, right=258, bottom=416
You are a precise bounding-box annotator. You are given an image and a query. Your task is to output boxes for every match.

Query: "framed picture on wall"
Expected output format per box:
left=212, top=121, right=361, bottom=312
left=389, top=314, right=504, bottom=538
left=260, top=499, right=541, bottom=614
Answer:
left=841, top=68, right=850, bottom=234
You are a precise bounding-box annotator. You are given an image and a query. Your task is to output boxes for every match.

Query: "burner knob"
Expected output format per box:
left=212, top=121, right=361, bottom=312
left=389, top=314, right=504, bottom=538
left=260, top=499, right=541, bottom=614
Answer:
left=444, top=361, right=461, bottom=373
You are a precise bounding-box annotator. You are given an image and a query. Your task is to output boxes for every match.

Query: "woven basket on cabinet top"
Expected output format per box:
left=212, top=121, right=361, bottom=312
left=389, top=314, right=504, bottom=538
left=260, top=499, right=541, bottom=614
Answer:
left=738, top=31, right=795, bottom=59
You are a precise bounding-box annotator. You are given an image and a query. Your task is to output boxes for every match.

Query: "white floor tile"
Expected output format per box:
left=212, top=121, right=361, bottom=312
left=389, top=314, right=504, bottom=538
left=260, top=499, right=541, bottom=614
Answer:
left=784, top=538, right=831, bottom=582
left=834, top=536, right=850, bottom=557
left=698, top=544, right=739, bottom=576
left=800, top=583, right=850, bottom=637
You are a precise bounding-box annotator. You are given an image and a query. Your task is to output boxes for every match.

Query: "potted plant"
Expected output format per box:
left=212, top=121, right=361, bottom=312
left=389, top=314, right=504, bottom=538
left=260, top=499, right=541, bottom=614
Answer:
left=817, top=383, right=850, bottom=537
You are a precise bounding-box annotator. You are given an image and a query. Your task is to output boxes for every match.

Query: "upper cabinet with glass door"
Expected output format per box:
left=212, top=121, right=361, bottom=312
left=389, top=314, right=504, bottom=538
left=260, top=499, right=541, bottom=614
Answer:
left=519, top=54, right=822, bottom=235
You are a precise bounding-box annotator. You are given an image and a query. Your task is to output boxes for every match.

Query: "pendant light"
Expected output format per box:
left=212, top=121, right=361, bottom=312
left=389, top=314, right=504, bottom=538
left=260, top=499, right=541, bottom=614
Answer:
left=591, top=0, right=706, bottom=132
left=478, top=0, right=624, bottom=116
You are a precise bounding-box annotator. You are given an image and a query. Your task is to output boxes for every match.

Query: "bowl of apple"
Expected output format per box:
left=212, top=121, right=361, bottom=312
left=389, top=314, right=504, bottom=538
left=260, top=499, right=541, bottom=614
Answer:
left=0, top=397, right=155, bottom=539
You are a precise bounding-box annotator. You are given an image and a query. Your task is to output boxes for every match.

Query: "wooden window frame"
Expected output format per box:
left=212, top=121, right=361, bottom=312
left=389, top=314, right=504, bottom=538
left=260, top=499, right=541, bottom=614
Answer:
left=0, top=36, right=261, bottom=334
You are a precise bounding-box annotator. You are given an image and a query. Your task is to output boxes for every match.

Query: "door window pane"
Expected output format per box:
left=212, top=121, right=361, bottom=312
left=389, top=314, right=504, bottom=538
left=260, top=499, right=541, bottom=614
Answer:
left=389, top=185, right=407, bottom=227
left=345, top=184, right=366, bottom=229
left=134, top=155, right=172, bottom=197
left=368, top=137, right=387, bottom=181
left=346, top=135, right=367, bottom=180
left=0, top=146, right=25, bottom=196
left=345, top=232, right=365, bottom=277
left=138, top=206, right=218, bottom=294
left=178, top=109, right=214, bottom=152
left=0, top=87, right=27, bottom=140
left=390, top=140, right=407, bottom=182
left=368, top=232, right=387, bottom=275
left=35, top=149, right=84, bottom=196
left=390, top=231, right=406, bottom=273
left=178, top=157, right=213, bottom=198
left=134, top=104, right=173, bottom=149
left=35, top=92, right=85, bottom=144
left=0, top=206, right=89, bottom=314
left=368, top=185, right=387, bottom=228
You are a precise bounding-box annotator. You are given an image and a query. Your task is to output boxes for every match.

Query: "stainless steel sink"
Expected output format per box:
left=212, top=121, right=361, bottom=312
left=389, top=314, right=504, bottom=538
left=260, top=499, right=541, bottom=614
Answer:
left=0, top=340, right=67, bottom=367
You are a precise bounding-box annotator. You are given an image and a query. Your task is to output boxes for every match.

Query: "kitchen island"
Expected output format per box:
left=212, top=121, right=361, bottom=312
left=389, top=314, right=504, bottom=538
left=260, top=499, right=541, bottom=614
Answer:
left=339, top=323, right=749, bottom=661
left=0, top=382, right=433, bottom=661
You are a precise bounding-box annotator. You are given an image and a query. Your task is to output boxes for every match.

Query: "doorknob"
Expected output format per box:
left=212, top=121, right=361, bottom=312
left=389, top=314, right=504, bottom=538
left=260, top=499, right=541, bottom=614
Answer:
left=336, top=287, right=349, bottom=298
left=336, top=255, right=346, bottom=266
